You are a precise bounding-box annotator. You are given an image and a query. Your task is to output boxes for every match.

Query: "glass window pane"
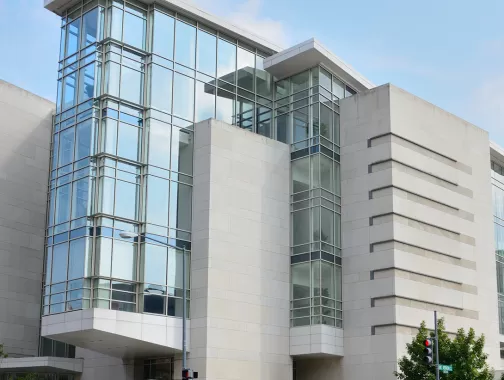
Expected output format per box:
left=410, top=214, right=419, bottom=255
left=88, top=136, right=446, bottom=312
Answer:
left=321, top=261, right=335, bottom=299
left=167, top=249, right=189, bottom=289
left=97, top=238, right=112, bottom=276
left=334, top=112, right=340, bottom=146
left=320, top=105, right=332, bottom=141
left=100, top=177, right=115, bottom=215
left=45, top=247, right=53, bottom=285
left=66, top=18, right=80, bottom=57
left=334, top=162, right=341, bottom=196
left=146, top=176, right=169, bottom=226
left=292, top=157, right=310, bottom=193
left=175, top=20, right=196, bottom=68
left=236, top=97, right=253, bottom=131
left=169, top=182, right=192, bottom=231
left=237, top=47, right=255, bottom=92
left=312, top=207, right=320, bottom=242
left=216, top=89, right=234, bottom=124
left=256, top=56, right=272, bottom=99
left=75, top=119, right=93, bottom=160
left=143, top=244, right=167, bottom=285
left=48, top=190, right=55, bottom=227
left=59, top=127, right=75, bottom=167
left=59, top=27, right=67, bottom=60
left=321, top=208, right=334, bottom=244
left=217, top=38, right=236, bottom=84
left=292, top=209, right=310, bottom=246
left=117, top=123, right=140, bottom=161
left=68, top=238, right=86, bottom=280
left=320, top=68, right=331, bottom=91
left=144, top=294, right=166, bottom=315
left=63, top=72, right=77, bottom=110
left=56, top=79, right=63, bottom=114
left=112, top=240, right=137, bottom=281
left=153, top=11, right=174, bottom=59
left=293, top=107, right=309, bottom=143
left=52, top=243, right=68, bottom=284
left=55, top=184, right=71, bottom=224
left=276, top=79, right=290, bottom=99
left=148, top=119, right=171, bottom=169
left=109, top=7, right=123, bottom=41
left=312, top=261, right=320, bottom=297
left=149, top=65, right=172, bottom=113
left=121, top=67, right=144, bottom=105
left=171, top=127, right=193, bottom=175
left=115, top=180, right=138, bottom=220
left=333, top=77, right=345, bottom=99
left=123, top=11, right=146, bottom=50
left=292, top=262, right=310, bottom=299
left=195, top=81, right=215, bottom=122
left=78, top=63, right=95, bottom=103
left=335, top=265, right=342, bottom=301
left=105, top=61, right=120, bottom=97
left=276, top=114, right=290, bottom=144
left=291, top=70, right=309, bottom=93
left=311, top=155, right=320, bottom=189
left=320, top=154, right=333, bottom=192
left=103, top=118, right=118, bottom=155
left=173, top=74, right=194, bottom=121
left=335, top=213, right=341, bottom=247
left=81, top=8, right=98, bottom=47
left=256, top=107, right=271, bottom=138
left=197, top=30, right=216, bottom=77
left=72, top=177, right=89, bottom=219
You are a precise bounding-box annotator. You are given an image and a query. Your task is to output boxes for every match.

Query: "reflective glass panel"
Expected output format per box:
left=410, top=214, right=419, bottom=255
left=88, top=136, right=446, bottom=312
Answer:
left=117, top=123, right=140, bottom=161
left=292, top=262, right=310, bottom=299
left=169, top=182, right=192, bottom=231
left=321, top=208, right=334, bottom=244
left=68, top=238, right=86, bottom=280
left=63, top=72, right=77, bottom=110
left=216, top=89, right=234, bottom=124
left=276, top=113, right=290, bottom=144
left=101, top=177, right=115, bottom=215
left=78, top=63, right=95, bottom=103
left=97, top=237, right=112, bottom=276
left=171, top=127, right=193, bottom=175
left=103, top=118, right=118, bottom=155
left=236, top=97, right=253, bottom=131
left=112, top=240, right=137, bottom=281
left=75, top=119, right=93, bottom=160
left=146, top=176, right=169, bottom=226
left=321, top=261, right=335, bottom=299
left=333, top=78, right=345, bottom=99
left=152, top=11, right=174, bottom=59
left=293, top=107, right=309, bottom=143
left=256, top=56, right=272, bottom=99
left=120, top=67, right=143, bottom=105
left=172, top=74, right=194, bottom=121
left=237, top=47, right=255, bottom=92
left=217, top=38, right=236, bottom=83
left=320, top=154, right=333, bottom=192
left=109, top=6, right=123, bottom=41
left=55, top=182, right=71, bottom=224
left=72, top=177, right=90, bottom=219
left=105, top=61, right=120, bottom=97
left=320, top=68, right=331, bottom=91
left=292, top=157, right=310, bottom=193
left=81, top=8, right=98, bottom=47
left=256, top=107, right=271, bottom=138
left=195, top=81, right=215, bottom=122
left=320, top=105, right=332, bottom=141
left=115, top=180, right=138, bottom=220
left=174, top=20, right=196, bottom=68
left=312, top=261, right=321, bottom=297
left=147, top=120, right=171, bottom=169
left=144, top=244, right=167, bottom=285
left=52, top=243, right=68, bottom=284
left=150, top=65, right=172, bottom=113
left=167, top=249, right=189, bottom=289
left=197, top=30, right=216, bottom=77
left=291, top=71, right=309, bottom=93
left=66, top=18, right=80, bottom=57
left=123, top=10, right=146, bottom=50
left=59, top=127, right=75, bottom=167
left=292, top=209, right=310, bottom=245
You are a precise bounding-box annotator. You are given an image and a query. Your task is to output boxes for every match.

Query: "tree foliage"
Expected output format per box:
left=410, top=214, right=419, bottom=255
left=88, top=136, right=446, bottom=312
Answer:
left=395, top=319, right=495, bottom=380
left=0, top=343, right=8, bottom=358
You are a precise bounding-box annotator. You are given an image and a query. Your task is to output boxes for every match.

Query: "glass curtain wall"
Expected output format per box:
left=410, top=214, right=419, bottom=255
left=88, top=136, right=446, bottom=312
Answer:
left=492, top=161, right=504, bottom=334
left=46, top=0, right=276, bottom=319
left=286, top=66, right=355, bottom=328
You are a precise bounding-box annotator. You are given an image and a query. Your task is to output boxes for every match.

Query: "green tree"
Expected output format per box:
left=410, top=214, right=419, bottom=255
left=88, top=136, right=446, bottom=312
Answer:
left=395, top=318, right=496, bottom=380
left=0, top=343, right=8, bottom=358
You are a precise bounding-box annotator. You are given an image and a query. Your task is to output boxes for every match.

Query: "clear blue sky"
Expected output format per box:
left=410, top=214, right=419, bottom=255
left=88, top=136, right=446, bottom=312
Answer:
left=1, top=0, right=503, bottom=143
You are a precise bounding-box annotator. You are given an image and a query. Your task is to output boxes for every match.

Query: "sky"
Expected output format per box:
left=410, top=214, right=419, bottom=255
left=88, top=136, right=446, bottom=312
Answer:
left=0, top=0, right=503, bottom=144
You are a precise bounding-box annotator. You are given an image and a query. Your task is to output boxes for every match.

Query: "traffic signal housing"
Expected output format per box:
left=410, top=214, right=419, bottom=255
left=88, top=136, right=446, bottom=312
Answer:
left=423, top=338, right=433, bottom=364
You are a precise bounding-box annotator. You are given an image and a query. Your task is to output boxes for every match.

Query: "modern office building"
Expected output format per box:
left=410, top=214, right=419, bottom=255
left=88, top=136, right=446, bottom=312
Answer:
left=0, top=0, right=503, bottom=379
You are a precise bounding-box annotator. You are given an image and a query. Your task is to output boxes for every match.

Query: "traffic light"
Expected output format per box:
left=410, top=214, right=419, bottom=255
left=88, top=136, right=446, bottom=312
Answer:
left=423, top=338, right=433, bottom=364
left=182, top=369, right=191, bottom=380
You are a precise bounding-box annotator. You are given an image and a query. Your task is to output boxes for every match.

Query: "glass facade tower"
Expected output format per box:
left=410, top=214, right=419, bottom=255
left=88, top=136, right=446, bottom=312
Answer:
left=45, top=0, right=357, bottom=328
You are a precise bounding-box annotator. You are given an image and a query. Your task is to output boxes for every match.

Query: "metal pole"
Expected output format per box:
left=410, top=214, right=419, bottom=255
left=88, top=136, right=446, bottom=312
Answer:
left=435, top=310, right=440, bottom=380
left=182, top=246, right=187, bottom=372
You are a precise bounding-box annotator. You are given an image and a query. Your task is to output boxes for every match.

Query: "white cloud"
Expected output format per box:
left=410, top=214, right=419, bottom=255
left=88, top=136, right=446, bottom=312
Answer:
left=185, top=0, right=291, bottom=49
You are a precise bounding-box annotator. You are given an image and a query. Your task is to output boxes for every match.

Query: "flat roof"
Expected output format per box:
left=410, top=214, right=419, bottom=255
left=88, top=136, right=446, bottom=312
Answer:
left=263, top=38, right=375, bottom=92
left=44, top=0, right=282, bottom=54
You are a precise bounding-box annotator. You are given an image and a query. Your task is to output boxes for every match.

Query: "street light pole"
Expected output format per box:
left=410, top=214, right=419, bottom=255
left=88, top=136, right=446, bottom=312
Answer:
left=119, top=232, right=191, bottom=377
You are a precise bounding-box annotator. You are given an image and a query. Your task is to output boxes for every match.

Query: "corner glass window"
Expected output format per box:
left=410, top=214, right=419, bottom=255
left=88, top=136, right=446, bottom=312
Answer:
left=143, top=244, right=167, bottom=285
left=172, top=74, right=194, bottom=121
left=292, top=157, right=310, bottom=193
left=55, top=184, right=71, bottom=225
left=293, top=107, right=309, bottom=143
left=197, top=29, right=216, bottom=77
left=63, top=72, right=77, bottom=110
left=58, top=127, right=75, bottom=167
left=111, top=240, right=137, bottom=281
left=195, top=81, right=215, bottom=122
left=292, top=209, right=310, bottom=246
left=78, top=63, right=95, bottom=103
left=147, top=119, right=171, bottom=169
left=117, top=122, right=140, bottom=161
left=149, top=65, right=172, bottom=113
left=123, top=5, right=146, bottom=50
left=256, top=56, right=272, bottom=99
left=120, top=66, right=144, bottom=105
left=216, top=89, right=234, bottom=124
left=276, top=113, right=290, bottom=144
left=291, top=71, right=309, bottom=94
left=237, top=47, right=255, bottom=92
left=320, top=67, right=331, bottom=91
left=292, top=262, right=310, bottom=299
left=52, top=243, right=68, bottom=284
left=81, top=7, right=99, bottom=47
left=75, top=119, right=93, bottom=160
left=66, top=18, right=81, bottom=57
left=146, top=176, right=169, bottom=227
